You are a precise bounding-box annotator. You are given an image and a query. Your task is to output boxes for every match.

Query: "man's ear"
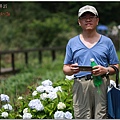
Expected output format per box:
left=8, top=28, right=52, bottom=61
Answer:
left=97, top=18, right=99, bottom=25
left=78, top=19, right=81, bottom=26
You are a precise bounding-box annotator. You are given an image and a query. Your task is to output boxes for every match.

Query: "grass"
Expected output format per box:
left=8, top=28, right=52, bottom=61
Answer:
left=0, top=52, right=65, bottom=99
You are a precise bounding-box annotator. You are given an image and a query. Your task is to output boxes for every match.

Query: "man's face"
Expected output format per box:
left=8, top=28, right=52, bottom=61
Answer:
left=78, top=12, right=99, bottom=31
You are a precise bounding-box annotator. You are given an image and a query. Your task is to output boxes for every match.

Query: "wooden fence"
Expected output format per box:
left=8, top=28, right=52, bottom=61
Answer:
left=0, top=46, right=65, bottom=75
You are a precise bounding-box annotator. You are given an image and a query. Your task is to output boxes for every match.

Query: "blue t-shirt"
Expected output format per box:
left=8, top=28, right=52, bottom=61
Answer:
left=64, top=35, right=119, bottom=78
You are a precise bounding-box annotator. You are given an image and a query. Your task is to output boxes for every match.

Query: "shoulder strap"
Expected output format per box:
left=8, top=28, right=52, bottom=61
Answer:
left=110, top=65, right=119, bottom=88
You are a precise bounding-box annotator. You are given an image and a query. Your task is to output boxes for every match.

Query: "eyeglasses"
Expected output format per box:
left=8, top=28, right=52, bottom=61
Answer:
left=80, top=16, right=97, bottom=21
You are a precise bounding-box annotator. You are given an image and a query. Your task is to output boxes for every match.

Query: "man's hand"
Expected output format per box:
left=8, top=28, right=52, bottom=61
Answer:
left=92, top=65, right=108, bottom=76
left=63, top=63, right=80, bottom=76
left=70, top=63, right=80, bottom=74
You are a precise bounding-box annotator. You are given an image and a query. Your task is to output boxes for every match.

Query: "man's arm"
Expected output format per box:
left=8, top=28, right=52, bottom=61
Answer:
left=108, top=64, right=119, bottom=75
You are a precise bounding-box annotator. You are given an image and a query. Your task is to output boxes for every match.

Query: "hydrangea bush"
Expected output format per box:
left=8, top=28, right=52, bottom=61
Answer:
left=0, top=79, right=74, bottom=119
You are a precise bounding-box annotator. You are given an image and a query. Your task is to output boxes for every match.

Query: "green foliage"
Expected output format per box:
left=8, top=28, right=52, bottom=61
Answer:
left=1, top=2, right=120, bottom=50
left=0, top=52, right=75, bottom=119
left=28, top=14, right=71, bottom=47
left=0, top=79, right=74, bottom=119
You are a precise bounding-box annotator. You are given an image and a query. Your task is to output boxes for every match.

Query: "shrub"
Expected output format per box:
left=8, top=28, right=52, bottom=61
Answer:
left=0, top=79, right=74, bottom=119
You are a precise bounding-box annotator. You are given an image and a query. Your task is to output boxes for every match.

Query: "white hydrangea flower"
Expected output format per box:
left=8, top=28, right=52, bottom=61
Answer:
left=57, top=102, right=66, bottom=110
left=2, top=104, right=12, bottom=111
left=54, top=86, right=62, bottom=92
left=23, top=108, right=28, bottom=114
left=32, top=90, right=38, bottom=96
left=28, top=99, right=44, bottom=111
left=64, top=111, right=73, bottom=119
left=35, top=103, right=44, bottom=111
left=44, top=86, right=54, bottom=93
left=18, top=96, right=23, bottom=100
left=48, top=91, right=57, bottom=100
left=54, top=110, right=65, bottom=119
left=36, top=85, right=45, bottom=93
left=42, top=79, right=52, bottom=86
left=23, top=113, right=32, bottom=119
left=1, top=112, right=8, bottom=118
left=0, top=94, right=9, bottom=102
left=40, top=93, right=48, bottom=100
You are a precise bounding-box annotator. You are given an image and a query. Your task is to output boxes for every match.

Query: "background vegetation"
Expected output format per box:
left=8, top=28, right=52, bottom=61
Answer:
left=0, top=1, right=120, bottom=50
left=0, top=52, right=65, bottom=100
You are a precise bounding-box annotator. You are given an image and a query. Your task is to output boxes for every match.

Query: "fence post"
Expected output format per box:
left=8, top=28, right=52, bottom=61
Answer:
left=25, top=52, right=28, bottom=65
left=38, top=50, right=42, bottom=63
left=0, top=54, right=1, bottom=74
left=51, top=50, right=56, bottom=61
left=11, top=53, right=15, bottom=73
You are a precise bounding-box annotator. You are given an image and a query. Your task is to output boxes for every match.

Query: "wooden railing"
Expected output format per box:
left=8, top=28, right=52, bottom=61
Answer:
left=0, top=46, right=65, bottom=75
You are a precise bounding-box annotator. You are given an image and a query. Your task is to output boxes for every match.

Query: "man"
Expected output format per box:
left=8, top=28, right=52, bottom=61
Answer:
left=63, top=5, right=119, bottom=119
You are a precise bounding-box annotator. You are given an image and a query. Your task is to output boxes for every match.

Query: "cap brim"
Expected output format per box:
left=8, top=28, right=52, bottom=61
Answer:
left=78, top=10, right=97, bottom=18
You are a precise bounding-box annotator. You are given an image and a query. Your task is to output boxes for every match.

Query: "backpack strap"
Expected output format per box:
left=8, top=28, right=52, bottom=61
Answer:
left=110, top=65, right=119, bottom=88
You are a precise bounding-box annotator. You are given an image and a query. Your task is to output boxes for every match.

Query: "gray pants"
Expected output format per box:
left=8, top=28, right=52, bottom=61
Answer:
left=73, top=76, right=110, bottom=119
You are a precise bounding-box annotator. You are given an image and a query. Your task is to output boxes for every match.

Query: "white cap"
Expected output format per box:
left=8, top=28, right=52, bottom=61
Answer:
left=90, top=58, right=95, bottom=62
left=78, top=5, right=98, bottom=18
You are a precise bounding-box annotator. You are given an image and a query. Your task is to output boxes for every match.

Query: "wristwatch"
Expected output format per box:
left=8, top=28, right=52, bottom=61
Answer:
left=106, top=68, right=110, bottom=76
